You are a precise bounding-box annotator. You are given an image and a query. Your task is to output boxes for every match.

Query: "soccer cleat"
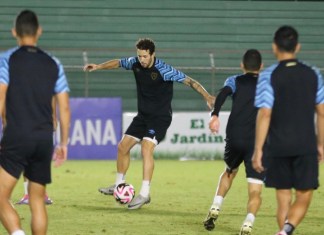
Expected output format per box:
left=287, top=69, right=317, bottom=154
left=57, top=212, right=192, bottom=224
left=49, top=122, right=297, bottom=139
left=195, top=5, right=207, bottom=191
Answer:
left=127, top=194, right=151, bottom=210
left=16, top=194, right=53, bottom=205
left=275, top=231, right=288, bottom=235
left=203, top=204, right=220, bottom=231
left=98, top=184, right=115, bottom=195
left=16, top=194, right=29, bottom=205
left=44, top=195, right=53, bottom=205
left=240, top=221, right=253, bottom=235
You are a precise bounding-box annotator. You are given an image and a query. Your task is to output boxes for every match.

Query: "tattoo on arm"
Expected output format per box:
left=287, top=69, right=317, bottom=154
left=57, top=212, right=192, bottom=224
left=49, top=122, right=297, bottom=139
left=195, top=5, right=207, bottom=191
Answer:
left=184, top=77, right=208, bottom=96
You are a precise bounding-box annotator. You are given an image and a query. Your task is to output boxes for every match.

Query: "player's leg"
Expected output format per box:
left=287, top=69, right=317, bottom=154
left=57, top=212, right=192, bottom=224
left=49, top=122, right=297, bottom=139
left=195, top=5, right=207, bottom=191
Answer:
left=28, top=181, right=47, bottom=235
left=203, top=168, right=237, bottom=231
left=99, top=135, right=138, bottom=195
left=215, top=140, right=242, bottom=206
left=277, top=154, right=318, bottom=235
left=99, top=115, right=145, bottom=195
left=263, top=156, right=295, bottom=234
left=16, top=176, right=29, bottom=205
left=16, top=177, right=53, bottom=205
left=276, top=154, right=318, bottom=235
left=275, top=189, right=312, bottom=235
left=204, top=140, right=242, bottom=230
left=127, top=138, right=155, bottom=210
left=214, top=168, right=238, bottom=205
left=0, top=167, right=25, bottom=234
left=240, top=179, right=263, bottom=235
left=140, top=138, right=156, bottom=192
left=239, top=151, right=264, bottom=235
left=116, top=135, right=139, bottom=177
left=240, top=146, right=264, bottom=235
left=24, top=137, right=53, bottom=234
left=276, top=189, right=292, bottom=229
left=128, top=117, right=170, bottom=209
left=285, top=190, right=313, bottom=233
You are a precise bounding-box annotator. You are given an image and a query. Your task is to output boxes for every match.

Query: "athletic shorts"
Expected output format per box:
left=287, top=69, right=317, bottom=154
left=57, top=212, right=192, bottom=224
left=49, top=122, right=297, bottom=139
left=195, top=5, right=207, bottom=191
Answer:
left=125, top=114, right=172, bottom=144
left=0, top=137, right=54, bottom=185
left=265, top=154, right=319, bottom=190
left=224, top=138, right=264, bottom=180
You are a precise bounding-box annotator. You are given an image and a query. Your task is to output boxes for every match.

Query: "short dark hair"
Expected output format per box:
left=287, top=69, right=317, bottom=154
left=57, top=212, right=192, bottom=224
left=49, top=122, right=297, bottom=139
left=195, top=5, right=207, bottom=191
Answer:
left=136, top=38, right=155, bottom=55
left=14, top=10, right=39, bottom=37
left=242, top=49, right=262, bottom=71
left=273, top=25, right=298, bottom=53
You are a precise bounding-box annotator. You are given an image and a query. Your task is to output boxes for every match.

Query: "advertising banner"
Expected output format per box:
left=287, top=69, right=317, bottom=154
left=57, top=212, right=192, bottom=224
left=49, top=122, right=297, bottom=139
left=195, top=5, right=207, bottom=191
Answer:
left=123, top=112, right=230, bottom=160
left=55, top=98, right=122, bottom=159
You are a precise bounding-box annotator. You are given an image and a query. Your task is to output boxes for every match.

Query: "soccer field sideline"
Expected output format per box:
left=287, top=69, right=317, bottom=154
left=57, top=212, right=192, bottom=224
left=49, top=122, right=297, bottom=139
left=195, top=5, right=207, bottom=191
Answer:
left=2, top=160, right=324, bottom=235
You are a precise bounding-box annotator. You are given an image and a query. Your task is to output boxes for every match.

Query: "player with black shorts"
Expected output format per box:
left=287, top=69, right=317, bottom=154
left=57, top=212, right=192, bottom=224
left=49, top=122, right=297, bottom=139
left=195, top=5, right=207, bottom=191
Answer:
left=84, top=38, right=215, bottom=209
left=0, top=10, right=70, bottom=235
left=252, top=26, right=324, bottom=235
left=203, top=49, right=264, bottom=235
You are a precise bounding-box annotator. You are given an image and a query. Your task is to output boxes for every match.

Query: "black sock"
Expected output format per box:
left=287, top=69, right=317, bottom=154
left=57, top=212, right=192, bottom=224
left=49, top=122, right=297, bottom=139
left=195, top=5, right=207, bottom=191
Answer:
left=283, top=222, right=295, bottom=235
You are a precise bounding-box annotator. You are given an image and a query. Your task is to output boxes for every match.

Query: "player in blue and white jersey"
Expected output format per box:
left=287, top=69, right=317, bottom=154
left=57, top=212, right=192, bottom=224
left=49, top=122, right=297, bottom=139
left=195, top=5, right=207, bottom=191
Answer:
left=0, top=10, right=70, bottom=235
left=84, top=38, right=215, bottom=209
left=203, top=49, right=264, bottom=235
left=252, top=26, right=324, bottom=235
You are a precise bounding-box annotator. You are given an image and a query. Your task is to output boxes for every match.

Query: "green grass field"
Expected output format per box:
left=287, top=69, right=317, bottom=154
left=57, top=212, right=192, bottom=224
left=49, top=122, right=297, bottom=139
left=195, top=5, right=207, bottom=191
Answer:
left=1, top=160, right=324, bottom=235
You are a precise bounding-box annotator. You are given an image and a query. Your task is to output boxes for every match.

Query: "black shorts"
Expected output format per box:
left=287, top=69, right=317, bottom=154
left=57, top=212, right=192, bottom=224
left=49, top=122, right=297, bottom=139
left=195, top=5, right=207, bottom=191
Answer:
left=125, top=114, right=172, bottom=144
left=224, top=139, right=264, bottom=180
left=265, top=154, right=319, bottom=190
left=0, top=137, right=54, bottom=185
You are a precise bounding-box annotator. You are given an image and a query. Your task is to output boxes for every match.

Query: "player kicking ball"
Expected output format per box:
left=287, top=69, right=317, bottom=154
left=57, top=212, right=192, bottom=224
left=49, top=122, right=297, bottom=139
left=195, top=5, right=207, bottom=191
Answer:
left=84, top=38, right=214, bottom=209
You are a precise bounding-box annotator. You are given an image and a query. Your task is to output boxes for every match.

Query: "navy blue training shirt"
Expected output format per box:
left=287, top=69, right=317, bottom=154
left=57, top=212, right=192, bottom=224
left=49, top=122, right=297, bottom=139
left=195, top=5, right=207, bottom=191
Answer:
left=255, top=59, right=324, bottom=157
left=120, top=57, right=186, bottom=118
left=0, top=46, right=69, bottom=140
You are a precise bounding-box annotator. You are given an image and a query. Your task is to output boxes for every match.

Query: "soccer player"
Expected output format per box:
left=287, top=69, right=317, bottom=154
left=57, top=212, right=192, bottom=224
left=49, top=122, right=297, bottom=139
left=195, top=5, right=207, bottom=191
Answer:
left=84, top=38, right=215, bottom=209
left=203, top=49, right=264, bottom=235
left=0, top=9, right=70, bottom=235
left=252, top=26, right=324, bottom=235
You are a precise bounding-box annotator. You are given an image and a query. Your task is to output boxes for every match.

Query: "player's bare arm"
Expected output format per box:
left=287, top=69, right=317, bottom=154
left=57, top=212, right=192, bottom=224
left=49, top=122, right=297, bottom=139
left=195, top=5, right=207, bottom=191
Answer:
left=54, top=92, right=71, bottom=167
left=316, top=103, right=324, bottom=162
left=52, top=96, right=57, bottom=131
left=0, top=84, right=7, bottom=127
left=83, top=59, right=120, bottom=72
left=252, top=107, right=272, bottom=173
left=183, top=76, right=215, bottom=109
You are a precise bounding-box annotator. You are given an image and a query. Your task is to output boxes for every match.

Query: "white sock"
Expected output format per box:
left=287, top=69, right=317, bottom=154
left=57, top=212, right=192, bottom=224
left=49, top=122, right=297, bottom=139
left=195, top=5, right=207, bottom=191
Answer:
left=11, top=230, right=26, bottom=235
left=212, top=195, right=223, bottom=209
left=23, top=181, right=28, bottom=195
left=139, top=180, right=150, bottom=197
left=115, top=173, right=125, bottom=186
left=245, top=213, right=255, bottom=223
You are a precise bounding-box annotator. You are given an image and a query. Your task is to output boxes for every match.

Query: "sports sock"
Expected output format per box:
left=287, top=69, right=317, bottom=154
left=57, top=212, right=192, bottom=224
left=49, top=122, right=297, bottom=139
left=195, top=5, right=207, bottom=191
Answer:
left=139, top=180, right=150, bottom=197
left=244, top=213, right=255, bottom=224
left=115, top=173, right=125, bottom=185
left=11, top=230, right=26, bottom=235
left=23, top=181, right=28, bottom=195
left=212, top=195, right=223, bottom=209
left=283, top=222, right=295, bottom=235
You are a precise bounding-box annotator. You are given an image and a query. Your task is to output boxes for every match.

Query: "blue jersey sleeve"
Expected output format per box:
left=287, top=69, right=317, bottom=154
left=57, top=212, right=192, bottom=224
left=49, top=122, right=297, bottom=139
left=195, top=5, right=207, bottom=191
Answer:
left=155, top=58, right=186, bottom=83
left=224, top=75, right=238, bottom=93
left=0, top=58, right=9, bottom=85
left=313, top=67, right=324, bottom=104
left=52, top=57, right=70, bottom=93
left=120, top=57, right=137, bottom=70
left=255, top=64, right=278, bottom=109
left=0, top=47, right=19, bottom=85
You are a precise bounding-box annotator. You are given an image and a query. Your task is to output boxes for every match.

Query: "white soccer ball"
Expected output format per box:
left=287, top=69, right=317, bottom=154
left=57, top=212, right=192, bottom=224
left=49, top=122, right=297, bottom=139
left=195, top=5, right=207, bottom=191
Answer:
left=113, top=183, right=135, bottom=204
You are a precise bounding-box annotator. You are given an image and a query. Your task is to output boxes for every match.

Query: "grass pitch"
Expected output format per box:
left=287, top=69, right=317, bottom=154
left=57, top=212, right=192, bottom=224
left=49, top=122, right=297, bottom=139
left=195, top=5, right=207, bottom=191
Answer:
left=2, top=160, right=324, bottom=235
